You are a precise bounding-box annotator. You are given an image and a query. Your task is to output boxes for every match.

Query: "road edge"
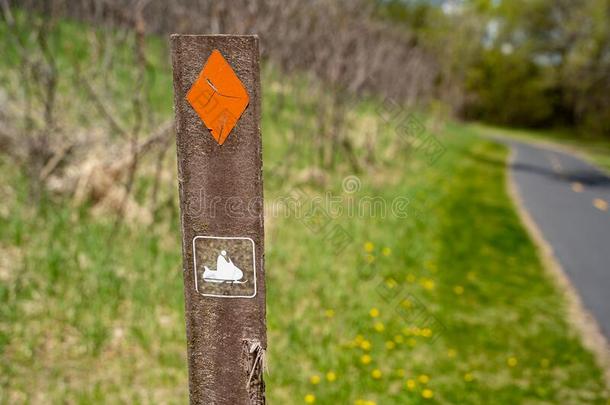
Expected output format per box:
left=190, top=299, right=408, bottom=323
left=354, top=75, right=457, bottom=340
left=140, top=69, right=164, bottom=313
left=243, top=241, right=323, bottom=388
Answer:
left=505, top=146, right=610, bottom=386
left=486, top=130, right=610, bottom=177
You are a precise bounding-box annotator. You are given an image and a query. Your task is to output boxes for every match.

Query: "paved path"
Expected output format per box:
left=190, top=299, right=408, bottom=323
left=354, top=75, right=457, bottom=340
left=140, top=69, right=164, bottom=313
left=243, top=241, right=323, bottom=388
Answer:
left=506, top=140, right=610, bottom=337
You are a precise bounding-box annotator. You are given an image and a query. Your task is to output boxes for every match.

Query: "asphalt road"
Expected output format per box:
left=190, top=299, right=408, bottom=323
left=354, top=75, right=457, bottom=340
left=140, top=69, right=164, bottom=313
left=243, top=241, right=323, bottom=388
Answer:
left=506, top=140, right=610, bottom=337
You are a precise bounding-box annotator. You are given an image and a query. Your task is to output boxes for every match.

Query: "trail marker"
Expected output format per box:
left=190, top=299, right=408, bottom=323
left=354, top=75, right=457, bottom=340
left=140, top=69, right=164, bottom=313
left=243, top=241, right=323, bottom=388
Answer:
left=186, top=50, right=250, bottom=145
left=193, top=235, right=257, bottom=298
left=171, top=35, right=266, bottom=405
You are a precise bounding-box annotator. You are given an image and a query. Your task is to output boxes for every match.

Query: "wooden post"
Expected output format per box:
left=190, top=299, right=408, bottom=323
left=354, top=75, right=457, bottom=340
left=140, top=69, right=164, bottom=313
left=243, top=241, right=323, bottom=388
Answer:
left=170, top=35, right=266, bottom=405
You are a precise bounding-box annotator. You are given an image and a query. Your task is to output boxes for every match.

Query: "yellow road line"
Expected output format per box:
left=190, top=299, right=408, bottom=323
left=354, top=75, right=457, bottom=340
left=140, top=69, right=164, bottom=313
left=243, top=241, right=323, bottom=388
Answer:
left=593, top=198, right=608, bottom=211
left=571, top=182, right=584, bottom=192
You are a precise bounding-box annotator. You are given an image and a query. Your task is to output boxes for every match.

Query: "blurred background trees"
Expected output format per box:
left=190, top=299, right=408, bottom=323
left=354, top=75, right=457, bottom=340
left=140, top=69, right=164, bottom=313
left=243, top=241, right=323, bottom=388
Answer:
left=1, top=0, right=608, bottom=207
left=13, top=0, right=609, bottom=140
left=378, top=0, right=610, bottom=136
left=465, top=0, right=609, bottom=134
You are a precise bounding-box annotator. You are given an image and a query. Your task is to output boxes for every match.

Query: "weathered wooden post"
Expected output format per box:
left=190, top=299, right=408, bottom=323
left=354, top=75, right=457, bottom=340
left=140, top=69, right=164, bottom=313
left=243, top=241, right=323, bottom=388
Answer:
left=170, top=35, right=266, bottom=404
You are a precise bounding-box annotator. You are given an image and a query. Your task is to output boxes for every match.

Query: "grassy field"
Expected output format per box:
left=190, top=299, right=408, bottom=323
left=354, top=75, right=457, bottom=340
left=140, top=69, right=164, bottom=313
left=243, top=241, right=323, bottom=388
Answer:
left=1, top=17, right=609, bottom=404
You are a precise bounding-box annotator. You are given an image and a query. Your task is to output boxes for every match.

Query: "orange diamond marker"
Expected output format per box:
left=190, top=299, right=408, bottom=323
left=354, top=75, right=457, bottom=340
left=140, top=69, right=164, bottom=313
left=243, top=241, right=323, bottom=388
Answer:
left=186, top=50, right=249, bottom=145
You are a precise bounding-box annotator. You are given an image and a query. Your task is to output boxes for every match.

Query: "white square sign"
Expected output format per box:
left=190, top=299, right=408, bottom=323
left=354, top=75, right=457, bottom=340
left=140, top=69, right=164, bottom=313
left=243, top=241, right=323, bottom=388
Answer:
left=192, top=236, right=257, bottom=298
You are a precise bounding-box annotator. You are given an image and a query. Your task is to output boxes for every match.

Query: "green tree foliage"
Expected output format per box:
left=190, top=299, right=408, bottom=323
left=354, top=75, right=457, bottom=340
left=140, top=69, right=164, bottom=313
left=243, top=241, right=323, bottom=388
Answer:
left=471, top=0, right=610, bottom=135
left=376, top=0, right=610, bottom=137
left=464, top=48, right=555, bottom=127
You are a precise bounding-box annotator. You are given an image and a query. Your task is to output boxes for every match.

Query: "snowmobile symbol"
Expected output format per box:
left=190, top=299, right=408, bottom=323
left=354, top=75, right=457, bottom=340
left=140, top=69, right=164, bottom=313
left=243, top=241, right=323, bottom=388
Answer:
left=202, top=250, right=247, bottom=284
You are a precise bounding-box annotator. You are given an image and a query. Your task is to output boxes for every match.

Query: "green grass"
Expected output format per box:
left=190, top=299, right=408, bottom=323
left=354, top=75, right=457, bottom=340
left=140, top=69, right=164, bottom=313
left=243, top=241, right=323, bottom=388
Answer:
left=265, top=124, right=608, bottom=404
left=1, top=16, right=609, bottom=405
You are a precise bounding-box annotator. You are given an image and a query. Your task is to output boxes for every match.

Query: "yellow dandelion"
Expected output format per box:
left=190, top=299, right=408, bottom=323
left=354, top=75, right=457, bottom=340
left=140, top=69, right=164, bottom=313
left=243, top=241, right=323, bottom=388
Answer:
left=310, top=375, right=321, bottom=385
left=394, top=335, right=404, bottom=344
left=369, top=308, right=380, bottom=318
left=374, top=322, right=385, bottom=332
left=453, top=285, right=464, bottom=295
left=405, top=379, right=416, bottom=390
left=418, top=374, right=430, bottom=384
left=326, top=371, right=337, bottom=382
left=371, top=369, right=382, bottom=379
left=324, top=309, right=335, bottom=318
left=507, top=357, right=518, bottom=367
left=305, top=393, right=316, bottom=404
left=360, top=340, right=371, bottom=351
left=464, top=372, right=474, bottom=382
left=382, top=247, right=392, bottom=256
left=364, top=242, right=374, bottom=252
left=365, top=401, right=377, bottom=405
left=447, top=348, right=457, bottom=358
left=401, top=299, right=412, bottom=309
left=421, top=328, right=432, bottom=338
left=422, top=278, right=435, bottom=290
left=385, top=341, right=396, bottom=350
left=385, top=278, right=397, bottom=289
left=422, top=388, right=434, bottom=399
left=354, top=335, right=364, bottom=344
left=360, top=354, right=372, bottom=365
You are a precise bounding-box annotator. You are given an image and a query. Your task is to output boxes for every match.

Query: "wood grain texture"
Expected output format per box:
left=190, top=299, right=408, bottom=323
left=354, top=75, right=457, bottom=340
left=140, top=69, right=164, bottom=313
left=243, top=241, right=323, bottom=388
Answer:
left=171, top=34, right=266, bottom=405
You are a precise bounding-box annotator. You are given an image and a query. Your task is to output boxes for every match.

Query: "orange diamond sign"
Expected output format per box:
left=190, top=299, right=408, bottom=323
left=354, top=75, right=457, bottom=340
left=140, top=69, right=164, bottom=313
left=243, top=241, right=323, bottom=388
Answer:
left=186, top=50, right=249, bottom=145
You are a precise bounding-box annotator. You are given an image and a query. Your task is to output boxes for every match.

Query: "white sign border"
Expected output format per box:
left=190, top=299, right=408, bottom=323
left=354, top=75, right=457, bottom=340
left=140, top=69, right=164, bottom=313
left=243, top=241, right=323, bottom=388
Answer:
left=192, top=235, right=257, bottom=299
